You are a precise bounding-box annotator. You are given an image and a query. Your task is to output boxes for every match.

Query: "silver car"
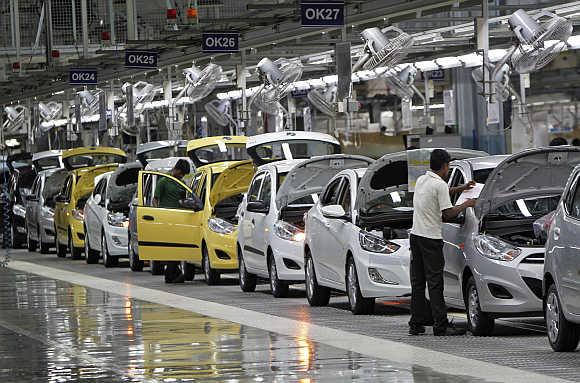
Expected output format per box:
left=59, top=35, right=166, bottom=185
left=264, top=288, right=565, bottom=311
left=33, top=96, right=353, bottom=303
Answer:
left=544, top=164, right=580, bottom=351
left=25, top=168, right=67, bottom=253
left=443, top=147, right=580, bottom=336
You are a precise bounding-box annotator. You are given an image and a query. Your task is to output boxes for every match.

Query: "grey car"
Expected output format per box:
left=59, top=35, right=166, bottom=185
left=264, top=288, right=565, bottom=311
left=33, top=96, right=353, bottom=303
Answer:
left=544, top=164, right=580, bottom=351
left=443, top=147, right=580, bottom=336
left=25, top=168, right=67, bottom=253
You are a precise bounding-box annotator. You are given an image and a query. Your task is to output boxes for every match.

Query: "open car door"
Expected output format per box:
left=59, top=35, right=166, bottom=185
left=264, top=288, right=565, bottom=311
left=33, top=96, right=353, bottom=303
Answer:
left=136, top=171, right=198, bottom=261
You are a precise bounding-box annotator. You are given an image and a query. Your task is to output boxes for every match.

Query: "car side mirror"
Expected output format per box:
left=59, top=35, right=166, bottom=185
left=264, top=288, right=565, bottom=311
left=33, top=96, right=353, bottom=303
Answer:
left=180, top=197, right=203, bottom=212
left=321, top=204, right=348, bottom=219
left=247, top=201, right=269, bottom=214
left=93, top=194, right=102, bottom=205
left=55, top=194, right=68, bottom=203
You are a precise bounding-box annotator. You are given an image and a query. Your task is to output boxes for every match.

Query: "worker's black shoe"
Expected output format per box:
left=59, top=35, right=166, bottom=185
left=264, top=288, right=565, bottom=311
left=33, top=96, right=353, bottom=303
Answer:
left=433, top=324, right=466, bottom=336
left=408, top=324, right=426, bottom=335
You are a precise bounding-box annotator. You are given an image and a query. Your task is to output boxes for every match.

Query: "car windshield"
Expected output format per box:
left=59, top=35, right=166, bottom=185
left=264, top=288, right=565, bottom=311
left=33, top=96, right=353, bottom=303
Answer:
left=489, top=195, right=560, bottom=219
left=192, top=144, right=248, bottom=165
left=365, top=185, right=414, bottom=215
left=66, top=154, right=126, bottom=169
left=43, top=171, right=67, bottom=206
left=473, top=168, right=494, bottom=184
left=252, top=140, right=340, bottom=163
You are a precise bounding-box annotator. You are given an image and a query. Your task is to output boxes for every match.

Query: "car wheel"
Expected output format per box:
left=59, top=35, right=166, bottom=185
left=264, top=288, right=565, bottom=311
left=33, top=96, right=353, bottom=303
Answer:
left=56, top=227, right=67, bottom=258
left=26, top=229, right=37, bottom=252
left=239, top=248, right=257, bottom=292
left=202, top=245, right=220, bottom=285
left=305, top=254, right=330, bottom=307
left=101, top=233, right=118, bottom=268
left=150, top=261, right=164, bottom=275
left=546, top=284, right=580, bottom=352
left=69, top=229, right=83, bottom=260
left=466, top=277, right=495, bottom=336
left=129, top=240, right=144, bottom=272
left=84, top=229, right=99, bottom=264
left=346, top=257, right=375, bottom=315
left=269, top=255, right=289, bottom=298
left=181, top=261, right=195, bottom=281
left=39, top=225, right=50, bottom=254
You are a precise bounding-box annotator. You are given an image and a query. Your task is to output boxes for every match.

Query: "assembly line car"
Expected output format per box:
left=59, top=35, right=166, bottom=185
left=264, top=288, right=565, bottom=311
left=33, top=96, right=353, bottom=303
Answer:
left=6, top=153, right=36, bottom=248
left=25, top=168, right=67, bottom=253
left=442, top=147, right=580, bottom=336
left=304, top=149, right=487, bottom=314
left=136, top=140, right=188, bottom=167
left=237, top=154, right=373, bottom=297
left=84, top=163, right=141, bottom=267
left=54, top=147, right=127, bottom=259
left=543, top=164, right=580, bottom=352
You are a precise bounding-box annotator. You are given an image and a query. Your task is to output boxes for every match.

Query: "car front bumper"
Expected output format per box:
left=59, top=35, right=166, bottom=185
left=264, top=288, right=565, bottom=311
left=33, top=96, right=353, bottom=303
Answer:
left=70, top=218, right=85, bottom=248
left=471, top=247, right=544, bottom=315
left=39, top=215, right=55, bottom=243
left=105, top=224, right=129, bottom=257
left=356, top=239, right=412, bottom=299
left=270, top=237, right=305, bottom=282
left=205, top=229, right=238, bottom=271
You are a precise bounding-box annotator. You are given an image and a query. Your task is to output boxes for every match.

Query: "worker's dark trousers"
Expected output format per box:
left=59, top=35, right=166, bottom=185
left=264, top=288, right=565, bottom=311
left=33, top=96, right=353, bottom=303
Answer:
left=409, top=234, right=448, bottom=331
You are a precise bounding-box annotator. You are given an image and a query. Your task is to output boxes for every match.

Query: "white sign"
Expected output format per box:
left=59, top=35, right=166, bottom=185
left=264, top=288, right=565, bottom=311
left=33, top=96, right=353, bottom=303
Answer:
left=443, top=89, right=456, bottom=125
left=407, top=149, right=431, bottom=192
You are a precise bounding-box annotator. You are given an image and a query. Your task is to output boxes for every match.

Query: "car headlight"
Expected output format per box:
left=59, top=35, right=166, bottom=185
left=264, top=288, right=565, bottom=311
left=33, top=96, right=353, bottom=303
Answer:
left=72, top=208, right=84, bottom=221
left=12, top=204, right=26, bottom=218
left=473, top=234, right=521, bottom=262
left=208, top=217, right=235, bottom=235
left=274, top=220, right=305, bottom=242
left=359, top=230, right=400, bottom=254
left=41, top=206, right=54, bottom=218
left=107, top=212, right=129, bottom=228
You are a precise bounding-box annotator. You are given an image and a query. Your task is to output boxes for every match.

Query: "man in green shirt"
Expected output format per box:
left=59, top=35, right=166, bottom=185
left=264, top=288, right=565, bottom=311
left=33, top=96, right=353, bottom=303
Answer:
left=153, top=159, right=191, bottom=283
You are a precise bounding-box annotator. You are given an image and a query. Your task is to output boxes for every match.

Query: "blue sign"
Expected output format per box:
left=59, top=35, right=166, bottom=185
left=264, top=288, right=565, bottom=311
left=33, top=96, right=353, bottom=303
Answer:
left=301, top=1, right=344, bottom=27
left=69, top=68, right=97, bottom=85
left=125, top=50, right=158, bottom=69
left=202, top=32, right=240, bottom=53
left=421, top=70, right=445, bottom=81
left=291, top=89, right=309, bottom=98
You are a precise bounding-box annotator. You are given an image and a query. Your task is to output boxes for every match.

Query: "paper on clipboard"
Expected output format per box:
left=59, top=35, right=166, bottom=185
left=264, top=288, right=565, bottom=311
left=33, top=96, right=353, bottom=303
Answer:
left=456, top=183, right=484, bottom=205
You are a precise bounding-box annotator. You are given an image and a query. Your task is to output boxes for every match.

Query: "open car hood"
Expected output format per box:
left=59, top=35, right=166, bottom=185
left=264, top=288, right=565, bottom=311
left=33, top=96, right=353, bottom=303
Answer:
left=476, top=147, right=580, bottom=218
left=136, top=140, right=187, bottom=167
left=32, top=150, right=63, bottom=171
left=62, top=147, right=127, bottom=171
left=209, top=160, right=255, bottom=207
left=73, top=164, right=120, bottom=200
left=107, top=163, right=141, bottom=210
left=276, top=155, right=374, bottom=208
left=187, top=136, right=248, bottom=168
left=7, top=152, right=33, bottom=172
left=355, top=148, right=488, bottom=213
left=246, top=131, right=341, bottom=166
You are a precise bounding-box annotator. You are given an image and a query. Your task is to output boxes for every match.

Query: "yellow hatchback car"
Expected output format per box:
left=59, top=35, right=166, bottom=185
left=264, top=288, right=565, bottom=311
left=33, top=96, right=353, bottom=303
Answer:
left=54, top=147, right=127, bottom=259
left=135, top=136, right=253, bottom=284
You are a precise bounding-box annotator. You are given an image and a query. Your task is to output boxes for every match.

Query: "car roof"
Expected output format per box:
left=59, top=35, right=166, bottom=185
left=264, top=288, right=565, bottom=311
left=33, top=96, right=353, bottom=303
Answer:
left=458, top=155, right=510, bottom=170
left=246, top=131, right=339, bottom=149
left=136, top=140, right=187, bottom=155
left=257, top=159, right=306, bottom=174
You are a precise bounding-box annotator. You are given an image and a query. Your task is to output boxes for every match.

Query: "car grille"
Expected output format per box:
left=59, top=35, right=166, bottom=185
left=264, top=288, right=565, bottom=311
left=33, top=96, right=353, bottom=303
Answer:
left=522, top=277, right=543, bottom=299
left=520, top=253, right=544, bottom=264
left=215, top=250, right=231, bottom=260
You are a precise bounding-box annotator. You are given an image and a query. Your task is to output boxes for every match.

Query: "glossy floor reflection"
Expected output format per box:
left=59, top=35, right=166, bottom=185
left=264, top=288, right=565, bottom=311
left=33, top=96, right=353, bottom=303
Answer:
left=0, top=268, right=493, bottom=382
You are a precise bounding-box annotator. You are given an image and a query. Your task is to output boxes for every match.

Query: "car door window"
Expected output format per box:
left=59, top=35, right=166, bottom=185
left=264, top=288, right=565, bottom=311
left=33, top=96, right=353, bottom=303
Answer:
left=448, top=168, right=465, bottom=205
left=338, top=179, right=352, bottom=213
left=247, top=174, right=265, bottom=203
left=321, top=178, right=343, bottom=207
left=31, top=177, right=40, bottom=198
left=566, top=175, right=580, bottom=219
left=150, top=174, right=189, bottom=209
left=62, top=175, right=73, bottom=200
left=259, top=174, right=272, bottom=204
left=142, top=174, right=155, bottom=207
left=190, top=172, right=203, bottom=194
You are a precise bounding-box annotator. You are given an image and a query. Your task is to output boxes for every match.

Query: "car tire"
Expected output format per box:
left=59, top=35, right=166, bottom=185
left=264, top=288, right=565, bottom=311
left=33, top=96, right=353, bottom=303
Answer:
left=101, top=233, right=118, bottom=268
left=129, top=241, right=144, bottom=272
left=84, top=229, right=99, bottom=264
left=269, top=255, right=289, bottom=298
left=465, top=277, right=495, bottom=336
left=69, top=229, right=83, bottom=260
left=238, top=248, right=257, bottom=292
left=546, top=284, right=580, bottom=352
left=56, top=227, right=67, bottom=258
left=346, top=257, right=375, bottom=315
left=202, top=245, right=220, bottom=285
left=305, top=254, right=330, bottom=307
left=150, top=261, right=164, bottom=275
left=39, top=225, right=50, bottom=254
left=27, top=230, right=37, bottom=252
left=182, top=261, right=195, bottom=281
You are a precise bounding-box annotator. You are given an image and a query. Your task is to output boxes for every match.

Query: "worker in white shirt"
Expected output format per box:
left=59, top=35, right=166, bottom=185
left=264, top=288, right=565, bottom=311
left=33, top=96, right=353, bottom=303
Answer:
left=409, top=149, right=476, bottom=336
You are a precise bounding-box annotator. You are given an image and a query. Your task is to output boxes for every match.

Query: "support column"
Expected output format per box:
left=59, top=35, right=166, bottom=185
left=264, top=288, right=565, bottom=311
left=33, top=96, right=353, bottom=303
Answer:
left=164, top=67, right=177, bottom=140
left=126, top=0, right=138, bottom=41
left=80, top=0, right=89, bottom=58
left=107, top=0, right=116, bottom=45
left=44, top=0, right=54, bottom=67
left=11, top=0, right=21, bottom=72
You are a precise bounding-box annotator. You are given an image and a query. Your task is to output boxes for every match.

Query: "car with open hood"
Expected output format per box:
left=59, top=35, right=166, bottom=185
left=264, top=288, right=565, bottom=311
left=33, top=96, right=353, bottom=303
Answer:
left=442, top=147, right=580, bottom=336
left=132, top=136, right=250, bottom=281
left=136, top=140, right=188, bottom=168
left=6, top=152, right=36, bottom=248
left=543, top=163, right=580, bottom=352
left=25, top=167, right=67, bottom=253
left=237, top=155, right=374, bottom=297
left=31, top=150, right=63, bottom=171
left=54, top=147, right=127, bottom=259
left=304, top=148, right=487, bottom=314
left=84, top=163, right=140, bottom=267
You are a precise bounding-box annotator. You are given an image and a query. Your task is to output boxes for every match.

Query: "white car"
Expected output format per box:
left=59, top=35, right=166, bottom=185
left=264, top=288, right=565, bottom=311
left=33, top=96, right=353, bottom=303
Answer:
left=304, top=149, right=486, bottom=314
left=83, top=163, right=140, bottom=267
left=237, top=155, right=374, bottom=297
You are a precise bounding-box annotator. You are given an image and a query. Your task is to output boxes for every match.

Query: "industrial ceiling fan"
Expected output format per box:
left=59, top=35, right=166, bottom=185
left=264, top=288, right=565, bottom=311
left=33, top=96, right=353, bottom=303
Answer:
left=204, top=99, right=237, bottom=135
left=38, top=101, right=63, bottom=133
left=352, top=26, right=414, bottom=72
left=2, top=105, right=27, bottom=134
left=307, top=86, right=337, bottom=118
left=78, top=90, right=101, bottom=116
left=118, top=81, right=156, bottom=136
left=175, top=63, right=223, bottom=104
